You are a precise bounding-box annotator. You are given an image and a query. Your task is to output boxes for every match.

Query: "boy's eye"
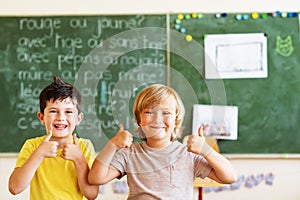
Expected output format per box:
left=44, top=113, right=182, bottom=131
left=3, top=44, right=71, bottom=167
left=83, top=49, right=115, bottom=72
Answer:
left=49, top=110, right=56, bottom=113
left=163, top=111, right=175, bottom=117
left=163, top=111, right=171, bottom=115
left=66, top=110, right=73, bottom=114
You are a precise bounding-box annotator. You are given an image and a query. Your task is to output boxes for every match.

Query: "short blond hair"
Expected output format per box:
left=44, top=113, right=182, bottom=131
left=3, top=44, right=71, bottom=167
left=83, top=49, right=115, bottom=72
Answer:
left=133, top=84, right=185, bottom=141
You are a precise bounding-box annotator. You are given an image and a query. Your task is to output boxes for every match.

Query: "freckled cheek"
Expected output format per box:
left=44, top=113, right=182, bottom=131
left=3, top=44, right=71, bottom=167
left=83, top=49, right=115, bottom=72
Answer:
left=139, top=115, right=153, bottom=126
left=140, top=119, right=150, bottom=127
left=165, top=117, right=176, bottom=128
left=68, top=116, right=78, bottom=124
left=44, top=115, right=55, bottom=123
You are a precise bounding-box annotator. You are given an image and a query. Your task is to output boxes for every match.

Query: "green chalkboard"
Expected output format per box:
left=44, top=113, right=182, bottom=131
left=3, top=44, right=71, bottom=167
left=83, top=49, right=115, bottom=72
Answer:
left=169, top=13, right=300, bottom=153
left=0, top=15, right=167, bottom=152
left=2, top=13, right=300, bottom=154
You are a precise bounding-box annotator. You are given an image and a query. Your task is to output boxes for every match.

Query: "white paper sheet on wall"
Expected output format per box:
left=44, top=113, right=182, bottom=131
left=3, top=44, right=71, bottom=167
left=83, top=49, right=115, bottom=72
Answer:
left=204, top=33, right=268, bottom=79
left=192, top=104, right=238, bottom=140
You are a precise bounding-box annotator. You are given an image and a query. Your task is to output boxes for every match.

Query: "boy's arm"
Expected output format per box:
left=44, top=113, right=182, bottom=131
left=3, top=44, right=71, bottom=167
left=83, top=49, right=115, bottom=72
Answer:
left=9, top=133, right=58, bottom=195
left=187, top=127, right=237, bottom=184
left=203, top=150, right=237, bottom=184
left=89, top=124, right=133, bottom=185
left=89, top=142, right=121, bottom=185
left=60, top=134, right=99, bottom=200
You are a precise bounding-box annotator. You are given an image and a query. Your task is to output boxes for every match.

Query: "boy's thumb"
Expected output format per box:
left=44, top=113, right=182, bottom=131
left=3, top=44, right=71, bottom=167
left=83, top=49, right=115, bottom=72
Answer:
left=45, top=130, right=52, bottom=141
left=119, top=124, right=124, bottom=131
left=73, top=134, right=78, bottom=145
left=198, top=126, right=204, bottom=137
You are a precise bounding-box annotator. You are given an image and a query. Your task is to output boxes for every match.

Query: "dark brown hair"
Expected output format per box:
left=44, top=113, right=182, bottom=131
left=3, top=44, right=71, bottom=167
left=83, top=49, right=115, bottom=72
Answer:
left=39, top=76, right=82, bottom=114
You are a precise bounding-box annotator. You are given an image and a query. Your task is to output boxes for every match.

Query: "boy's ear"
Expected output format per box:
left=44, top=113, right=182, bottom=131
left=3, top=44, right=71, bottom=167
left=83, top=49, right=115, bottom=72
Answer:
left=76, top=112, right=84, bottom=125
left=37, top=112, right=45, bottom=125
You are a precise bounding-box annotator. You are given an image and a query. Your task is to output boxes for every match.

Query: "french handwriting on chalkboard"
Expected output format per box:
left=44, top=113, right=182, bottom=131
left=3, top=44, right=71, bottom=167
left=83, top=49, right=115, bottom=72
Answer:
left=2, top=13, right=300, bottom=153
left=0, top=15, right=167, bottom=152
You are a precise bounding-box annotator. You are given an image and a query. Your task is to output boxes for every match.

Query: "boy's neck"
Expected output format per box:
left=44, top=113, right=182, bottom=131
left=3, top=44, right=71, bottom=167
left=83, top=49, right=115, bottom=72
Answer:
left=146, top=139, right=172, bottom=149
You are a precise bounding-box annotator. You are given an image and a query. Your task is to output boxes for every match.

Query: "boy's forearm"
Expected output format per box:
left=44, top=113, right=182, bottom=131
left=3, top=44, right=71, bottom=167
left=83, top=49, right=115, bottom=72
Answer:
left=74, top=156, right=99, bottom=200
left=89, top=141, right=118, bottom=184
left=96, top=141, right=118, bottom=166
left=205, top=150, right=237, bottom=184
left=9, top=149, right=44, bottom=194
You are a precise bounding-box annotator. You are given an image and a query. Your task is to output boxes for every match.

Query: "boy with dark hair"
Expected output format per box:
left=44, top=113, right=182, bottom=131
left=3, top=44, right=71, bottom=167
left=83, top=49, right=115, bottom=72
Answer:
left=9, top=76, right=99, bottom=200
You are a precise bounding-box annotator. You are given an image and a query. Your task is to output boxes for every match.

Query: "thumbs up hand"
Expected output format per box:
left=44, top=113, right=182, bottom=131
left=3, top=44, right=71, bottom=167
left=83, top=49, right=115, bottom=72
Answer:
left=38, top=130, right=59, bottom=158
left=187, top=126, right=212, bottom=157
left=111, top=124, right=133, bottom=149
left=60, top=134, right=82, bottom=162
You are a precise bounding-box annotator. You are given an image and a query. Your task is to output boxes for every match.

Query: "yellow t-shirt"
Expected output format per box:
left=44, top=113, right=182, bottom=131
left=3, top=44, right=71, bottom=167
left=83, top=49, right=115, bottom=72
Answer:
left=15, top=135, right=96, bottom=200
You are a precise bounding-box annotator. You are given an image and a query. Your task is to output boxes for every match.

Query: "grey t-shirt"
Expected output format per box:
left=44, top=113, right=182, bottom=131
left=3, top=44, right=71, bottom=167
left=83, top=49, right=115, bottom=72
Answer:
left=111, top=141, right=212, bottom=200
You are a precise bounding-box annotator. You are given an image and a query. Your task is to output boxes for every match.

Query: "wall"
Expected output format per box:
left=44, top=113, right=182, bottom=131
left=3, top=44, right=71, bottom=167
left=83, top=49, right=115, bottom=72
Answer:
left=203, top=155, right=300, bottom=200
left=2, top=154, right=300, bottom=200
left=1, top=0, right=300, bottom=14
left=1, top=1, right=300, bottom=200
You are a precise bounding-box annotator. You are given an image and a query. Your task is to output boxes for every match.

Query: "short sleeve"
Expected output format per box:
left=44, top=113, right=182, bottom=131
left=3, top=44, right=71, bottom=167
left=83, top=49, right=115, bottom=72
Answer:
left=110, top=149, right=127, bottom=176
left=79, top=138, right=96, bottom=168
left=193, top=154, right=212, bottom=179
left=15, top=139, right=38, bottom=168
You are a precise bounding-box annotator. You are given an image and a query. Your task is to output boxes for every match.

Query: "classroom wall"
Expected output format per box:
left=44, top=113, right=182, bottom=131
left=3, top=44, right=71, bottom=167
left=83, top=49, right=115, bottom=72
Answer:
left=1, top=1, right=300, bottom=200
left=204, top=155, right=300, bottom=200
left=2, top=154, right=300, bottom=200
left=1, top=0, right=300, bottom=15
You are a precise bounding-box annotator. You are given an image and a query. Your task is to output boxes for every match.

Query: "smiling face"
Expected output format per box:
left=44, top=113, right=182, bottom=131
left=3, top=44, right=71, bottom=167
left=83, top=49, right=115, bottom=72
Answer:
left=133, top=84, right=185, bottom=145
left=139, top=97, right=177, bottom=144
left=38, top=97, right=83, bottom=139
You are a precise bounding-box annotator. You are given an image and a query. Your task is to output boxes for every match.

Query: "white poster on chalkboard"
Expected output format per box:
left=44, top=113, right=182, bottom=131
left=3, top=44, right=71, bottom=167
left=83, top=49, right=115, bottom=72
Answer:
left=204, top=33, right=268, bottom=79
left=192, top=104, right=238, bottom=140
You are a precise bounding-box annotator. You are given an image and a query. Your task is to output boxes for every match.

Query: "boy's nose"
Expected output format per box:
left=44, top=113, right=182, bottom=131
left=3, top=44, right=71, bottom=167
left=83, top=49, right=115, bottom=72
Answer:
left=57, top=112, right=66, bottom=120
left=153, top=113, right=164, bottom=123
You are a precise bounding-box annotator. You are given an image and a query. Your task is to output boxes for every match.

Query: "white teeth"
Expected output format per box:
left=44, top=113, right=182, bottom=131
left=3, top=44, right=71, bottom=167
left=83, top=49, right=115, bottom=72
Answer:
left=54, top=125, right=67, bottom=128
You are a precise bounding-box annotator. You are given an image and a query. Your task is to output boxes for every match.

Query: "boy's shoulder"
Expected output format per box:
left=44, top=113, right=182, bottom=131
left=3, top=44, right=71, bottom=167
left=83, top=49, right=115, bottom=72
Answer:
left=20, top=135, right=47, bottom=151
left=77, top=137, right=92, bottom=145
left=25, top=135, right=46, bottom=144
left=77, top=137, right=95, bottom=152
